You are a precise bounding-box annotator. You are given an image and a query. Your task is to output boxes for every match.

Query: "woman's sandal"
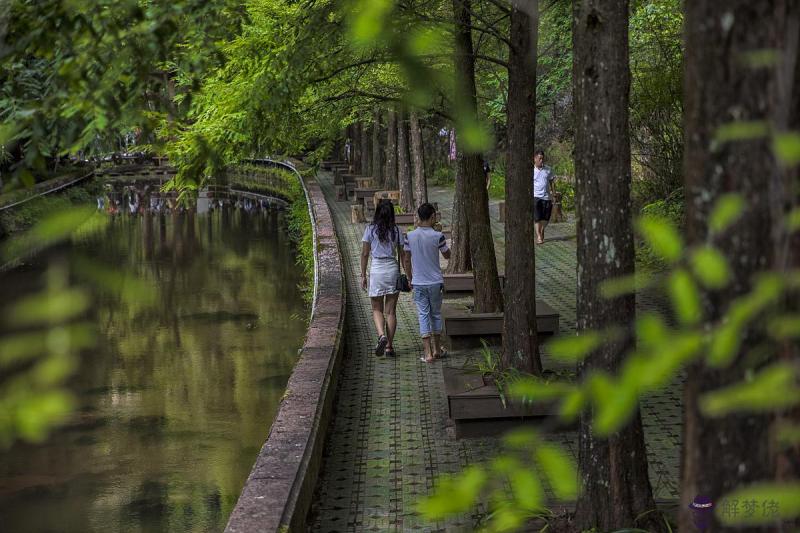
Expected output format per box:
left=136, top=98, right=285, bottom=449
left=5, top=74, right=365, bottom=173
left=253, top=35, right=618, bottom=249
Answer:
left=419, top=356, right=435, bottom=363
left=375, top=335, right=388, bottom=356
left=434, top=348, right=448, bottom=360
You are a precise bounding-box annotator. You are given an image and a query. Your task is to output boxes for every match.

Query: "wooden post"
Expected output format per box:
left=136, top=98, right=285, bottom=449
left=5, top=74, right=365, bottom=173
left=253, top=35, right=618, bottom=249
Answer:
left=551, top=192, right=565, bottom=222
left=498, top=201, right=506, bottom=222
left=351, top=204, right=365, bottom=223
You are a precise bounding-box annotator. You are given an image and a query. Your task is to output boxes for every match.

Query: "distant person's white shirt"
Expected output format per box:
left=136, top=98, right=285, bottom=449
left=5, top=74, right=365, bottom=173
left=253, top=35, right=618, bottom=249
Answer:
left=533, top=165, right=554, bottom=200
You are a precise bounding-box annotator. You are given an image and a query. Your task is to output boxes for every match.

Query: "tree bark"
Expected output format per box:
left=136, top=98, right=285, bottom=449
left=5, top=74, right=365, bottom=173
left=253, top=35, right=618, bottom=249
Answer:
left=353, top=123, right=362, bottom=172
left=384, top=109, right=398, bottom=190
left=398, top=109, right=414, bottom=213
left=372, top=107, right=383, bottom=184
left=502, top=1, right=541, bottom=374
left=451, top=0, right=503, bottom=313
left=447, top=136, right=472, bottom=273
left=773, top=4, right=800, bottom=494
left=409, top=111, right=427, bottom=206
left=572, top=0, right=660, bottom=530
left=360, top=122, right=370, bottom=176
left=680, top=3, right=797, bottom=531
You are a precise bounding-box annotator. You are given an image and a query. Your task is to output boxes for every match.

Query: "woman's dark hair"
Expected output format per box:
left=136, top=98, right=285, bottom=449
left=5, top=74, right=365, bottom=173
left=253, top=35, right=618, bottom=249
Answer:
left=417, top=202, right=436, bottom=222
left=372, top=199, right=397, bottom=243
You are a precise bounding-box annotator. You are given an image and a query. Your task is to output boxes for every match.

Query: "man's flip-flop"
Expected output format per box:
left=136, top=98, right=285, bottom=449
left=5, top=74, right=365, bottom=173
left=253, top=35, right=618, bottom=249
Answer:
left=419, top=356, right=435, bottom=363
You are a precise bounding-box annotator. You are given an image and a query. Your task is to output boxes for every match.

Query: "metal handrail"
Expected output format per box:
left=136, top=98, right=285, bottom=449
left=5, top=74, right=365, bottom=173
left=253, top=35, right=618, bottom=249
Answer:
left=250, top=157, right=319, bottom=320
left=0, top=171, right=95, bottom=213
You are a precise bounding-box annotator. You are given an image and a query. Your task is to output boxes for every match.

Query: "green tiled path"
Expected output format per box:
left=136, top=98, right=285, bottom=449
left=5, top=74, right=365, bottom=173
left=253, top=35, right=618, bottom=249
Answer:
left=309, top=173, right=681, bottom=532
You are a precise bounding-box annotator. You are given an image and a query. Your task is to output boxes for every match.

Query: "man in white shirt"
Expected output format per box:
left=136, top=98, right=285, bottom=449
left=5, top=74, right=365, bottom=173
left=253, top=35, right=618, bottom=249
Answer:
left=532, top=149, right=555, bottom=244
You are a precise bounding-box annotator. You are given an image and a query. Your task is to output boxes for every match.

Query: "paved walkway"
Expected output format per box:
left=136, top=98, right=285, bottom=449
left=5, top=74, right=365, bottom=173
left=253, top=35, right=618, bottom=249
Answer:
left=308, top=174, right=681, bottom=532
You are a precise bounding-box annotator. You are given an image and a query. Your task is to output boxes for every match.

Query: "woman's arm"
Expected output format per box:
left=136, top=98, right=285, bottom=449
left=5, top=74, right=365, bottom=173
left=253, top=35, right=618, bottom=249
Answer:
left=360, top=242, right=370, bottom=290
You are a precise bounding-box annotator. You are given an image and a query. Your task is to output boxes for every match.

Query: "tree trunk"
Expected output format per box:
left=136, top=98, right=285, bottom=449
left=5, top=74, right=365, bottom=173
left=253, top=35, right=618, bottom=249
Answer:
left=372, top=107, right=383, bottom=184
left=353, top=123, right=362, bottom=172
left=502, top=2, right=541, bottom=374
left=398, top=109, right=414, bottom=213
left=572, top=0, right=660, bottom=530
left=447, top=157, right=472, bottom=273
left=360, top=122, right=369, bottom=176
left=773, top=4, right=800, bottom=494
left=410, top=111, right=427, bottom=206
left=451, top=0, right=503, bottom=313
left=679, top=3, right=797, bottom=531
left=384, top=109, right=398, bottom=190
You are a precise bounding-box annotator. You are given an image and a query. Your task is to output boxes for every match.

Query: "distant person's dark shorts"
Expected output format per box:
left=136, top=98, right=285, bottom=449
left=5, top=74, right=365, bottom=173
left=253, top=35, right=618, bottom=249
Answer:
left=534, top=198, right=553, bottom=222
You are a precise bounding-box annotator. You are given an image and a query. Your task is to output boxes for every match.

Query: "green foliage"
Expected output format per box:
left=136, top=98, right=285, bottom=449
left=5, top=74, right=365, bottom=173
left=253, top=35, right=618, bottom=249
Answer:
left=418, top=429, right=575, bottom=532
left=0, top=183, right=99, bottom=237
left=636, top=216, right=683, bottom=264
left=426, top=193, right=800, bottom=527
left=628, top=0, right=683, bottom=203
left=772, top=132, right=800, bottom=166
left=431, top=165, right=456, bottom=187
left=700, top=363, right=800, bottom=417
left=487, top=170, right=506, bottom=200
left=285, top=177, right=315, bottom=304
left=713, top=121, right=770, bottom=144
left=636, top=191, right=684, bottom=269
left=708, top=193, right=745, bottom=234
left=1, top=0, right=242, bottom=186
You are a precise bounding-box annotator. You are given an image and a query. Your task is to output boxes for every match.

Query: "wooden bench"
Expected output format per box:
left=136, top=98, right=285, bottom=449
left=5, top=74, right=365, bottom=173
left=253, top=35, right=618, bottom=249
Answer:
left=355, top=177, right=375, bottom=189
left=345, top=181, right=357, bottom=200
left=373, top=190, right=401, bottom=204
left=395, top=213, right=415, bottom=225
left=443, top=273, right=506, bottom=295
left=442, top=300, right=559, bottom=349
left=355, top=187, right=381, bottom=201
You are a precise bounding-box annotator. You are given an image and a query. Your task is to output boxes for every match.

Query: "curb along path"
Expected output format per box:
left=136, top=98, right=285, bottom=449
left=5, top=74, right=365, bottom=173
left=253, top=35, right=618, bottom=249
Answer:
left=309, top=174, right=682, bottom=532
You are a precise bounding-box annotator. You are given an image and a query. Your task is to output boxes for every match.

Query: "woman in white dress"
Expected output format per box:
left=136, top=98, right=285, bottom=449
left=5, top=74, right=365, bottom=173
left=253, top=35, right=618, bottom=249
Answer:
left=360, top=200, right=405, bottom=357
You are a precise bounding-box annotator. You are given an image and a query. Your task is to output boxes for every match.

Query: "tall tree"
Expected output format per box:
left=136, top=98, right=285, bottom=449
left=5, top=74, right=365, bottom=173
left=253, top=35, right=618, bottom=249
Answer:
left=372, top=107, right=383, bottom=184
left=360, top=121, right=370, bottom=176
left=679, top=2, right=799, bottom=529
left=397, top=109, right=414, bottom=212
left=384, top=108, right=398, bottom=190
left=447, top=146, right=473, bottom=273
left=409, top=110, right=427, bottom=206
left=451, top=0, right=503, bottom=313
left=572, top=0, right=660, bottom=530
left=773, top=4, right=800, bottom=490
left=501, top=1, right=541, bottom=374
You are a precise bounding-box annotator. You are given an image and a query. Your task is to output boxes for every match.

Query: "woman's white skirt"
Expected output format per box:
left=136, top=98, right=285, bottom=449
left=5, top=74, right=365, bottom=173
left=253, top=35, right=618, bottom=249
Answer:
left=369, top=257, right=400, bottom=297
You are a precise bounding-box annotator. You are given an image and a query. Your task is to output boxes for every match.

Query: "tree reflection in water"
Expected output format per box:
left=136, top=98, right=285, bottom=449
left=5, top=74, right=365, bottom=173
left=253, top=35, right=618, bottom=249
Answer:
left=0, top=202, right=308, bottom=533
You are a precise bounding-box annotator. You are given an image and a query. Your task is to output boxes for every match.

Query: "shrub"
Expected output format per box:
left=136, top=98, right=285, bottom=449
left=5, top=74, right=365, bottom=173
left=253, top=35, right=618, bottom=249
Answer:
left=431, top=165, right=455, bottom=186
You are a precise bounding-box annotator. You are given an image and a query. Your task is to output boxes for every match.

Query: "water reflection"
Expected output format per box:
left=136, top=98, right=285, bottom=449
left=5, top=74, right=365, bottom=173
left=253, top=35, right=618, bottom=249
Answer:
left=0, top=204, right=308, bottom=532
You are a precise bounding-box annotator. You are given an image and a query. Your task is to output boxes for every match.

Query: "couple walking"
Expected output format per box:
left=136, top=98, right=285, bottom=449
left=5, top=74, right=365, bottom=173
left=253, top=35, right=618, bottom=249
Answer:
left=360, top=200, right=450, bottom=363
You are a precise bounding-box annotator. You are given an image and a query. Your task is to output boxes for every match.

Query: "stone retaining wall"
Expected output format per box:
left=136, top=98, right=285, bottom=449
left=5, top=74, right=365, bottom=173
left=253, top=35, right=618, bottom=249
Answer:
left=225, top=161, right=345, bottom=532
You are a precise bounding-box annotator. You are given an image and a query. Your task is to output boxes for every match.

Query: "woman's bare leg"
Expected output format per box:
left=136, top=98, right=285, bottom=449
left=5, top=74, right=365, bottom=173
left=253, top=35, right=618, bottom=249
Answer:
left=383, top=293, right=399, bottom=349
left=371, top=297, right=385, bottom=337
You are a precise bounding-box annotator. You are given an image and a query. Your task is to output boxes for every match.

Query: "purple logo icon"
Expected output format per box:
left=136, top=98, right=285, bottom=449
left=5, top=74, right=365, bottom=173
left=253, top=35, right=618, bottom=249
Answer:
left=689, top=495, right=714, bottom=531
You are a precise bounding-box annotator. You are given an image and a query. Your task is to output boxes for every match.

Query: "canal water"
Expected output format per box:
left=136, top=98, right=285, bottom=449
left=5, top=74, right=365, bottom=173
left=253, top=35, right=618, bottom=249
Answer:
left=0, top=204, right=308, bottom=532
